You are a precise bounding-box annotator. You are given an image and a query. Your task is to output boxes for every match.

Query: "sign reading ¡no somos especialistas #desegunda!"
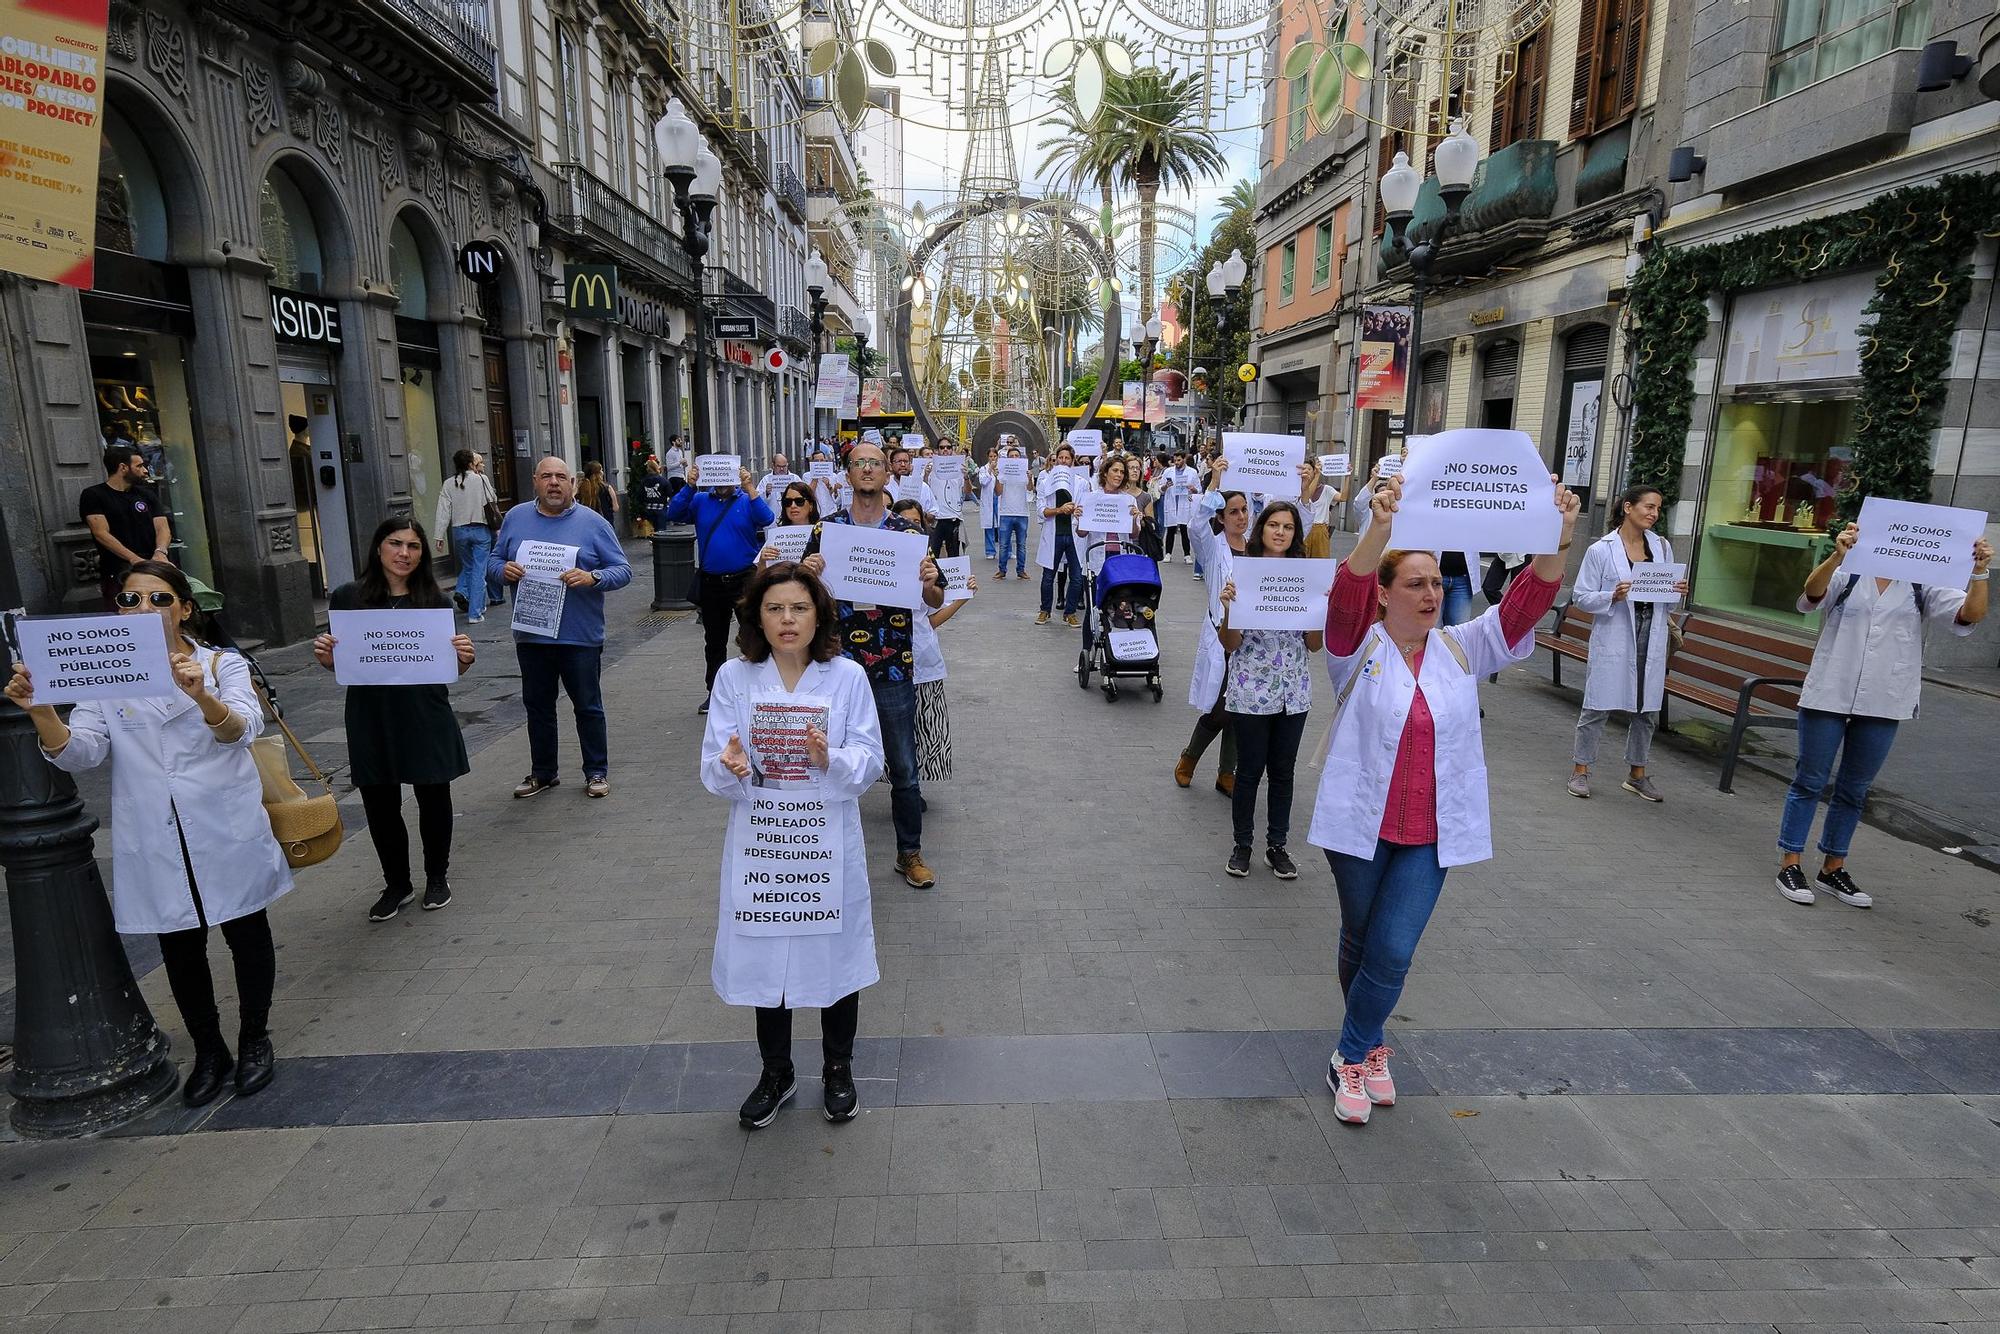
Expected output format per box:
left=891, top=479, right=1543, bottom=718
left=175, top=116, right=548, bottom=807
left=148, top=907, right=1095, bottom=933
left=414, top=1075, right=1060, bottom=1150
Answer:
left=0, top=1, right=111, bottom=289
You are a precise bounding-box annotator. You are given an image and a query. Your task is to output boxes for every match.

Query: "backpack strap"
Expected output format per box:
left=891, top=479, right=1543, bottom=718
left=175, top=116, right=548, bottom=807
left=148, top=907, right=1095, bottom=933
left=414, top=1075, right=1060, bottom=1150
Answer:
left=1832, top=571, right=1927, bottom=615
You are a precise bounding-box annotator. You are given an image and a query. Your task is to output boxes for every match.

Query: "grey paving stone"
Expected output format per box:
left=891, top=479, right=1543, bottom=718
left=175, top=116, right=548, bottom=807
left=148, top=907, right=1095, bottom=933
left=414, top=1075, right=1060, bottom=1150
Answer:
left=1149, top=1033, right=1297, bottom=1100
left=575, top=1112, right=747, bottom=1204
left=1033, top=1104, right=1190, bottom=1189
left=254, top=1122, right=467, bottom=1219
left=418, top=1116, right=611, bottom=1212
left=1877, top=1028, right=2000, bottom=1093
left=1637, top=1027, right=1947, bottom=1094
left=889, top=1106, right=1040, bottom=1195
left=1170, top=1099, right=1343, bottom=1186
left=1395, top=1028, right=1697, bottom=1096
left=896, top=1036, right=1163, bottom=1106
left=1441, top=1097, right=1642, bottom=1182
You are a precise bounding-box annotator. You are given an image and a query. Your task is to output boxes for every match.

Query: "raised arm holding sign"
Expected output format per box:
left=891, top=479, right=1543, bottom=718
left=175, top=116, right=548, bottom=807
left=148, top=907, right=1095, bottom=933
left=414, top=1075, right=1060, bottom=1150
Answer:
left=695, top=454, right=743, bottom=489
left=1388, top=428, right=1562, bottom=555
left=814, top=522, right=930, bottom=607
left=1842, top=496, right=1989, bottom=587
left=1226, top=557, right=1340, bottom=630
left=10, top=613, right=176, bottom=704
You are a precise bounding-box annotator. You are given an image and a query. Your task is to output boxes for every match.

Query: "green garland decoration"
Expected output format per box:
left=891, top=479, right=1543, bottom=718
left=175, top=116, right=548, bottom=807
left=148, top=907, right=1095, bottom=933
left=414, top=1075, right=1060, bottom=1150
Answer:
left=1626, top=172, right=2000, bottom=521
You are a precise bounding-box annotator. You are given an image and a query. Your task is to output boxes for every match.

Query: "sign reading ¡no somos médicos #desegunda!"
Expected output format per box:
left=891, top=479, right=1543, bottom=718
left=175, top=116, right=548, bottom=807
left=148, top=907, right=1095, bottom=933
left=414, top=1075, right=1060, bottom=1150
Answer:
left=328, top=609, right=459, bottom=686
left=1221, top=433, right=1304, bottom=498
left=1840, top=496, right=1989, bottom=587
left=1227, top=558, right=1340, bottom=631
left=728, top=786, right=845, bottom=936
left=1391, top=428, right=1561, bottom=555
left=13, top=612, right=176, bottom=705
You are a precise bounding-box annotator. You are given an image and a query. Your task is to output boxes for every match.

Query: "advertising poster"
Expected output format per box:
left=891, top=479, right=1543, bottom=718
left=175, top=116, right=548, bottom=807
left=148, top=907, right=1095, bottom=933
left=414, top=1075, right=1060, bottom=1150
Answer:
left=1561, top=380, right=1603, bottom=488
left=1121, top=381, right=1143, bottom=420
left=1356, top=305, right=1412, bottom=413
left=0, top=0, right=111, bottom=288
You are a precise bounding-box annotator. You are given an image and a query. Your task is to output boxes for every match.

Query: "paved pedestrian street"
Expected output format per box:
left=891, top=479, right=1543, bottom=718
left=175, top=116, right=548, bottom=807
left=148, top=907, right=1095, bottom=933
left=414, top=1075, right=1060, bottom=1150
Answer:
left=4, top=562, right=2000, bottom=1334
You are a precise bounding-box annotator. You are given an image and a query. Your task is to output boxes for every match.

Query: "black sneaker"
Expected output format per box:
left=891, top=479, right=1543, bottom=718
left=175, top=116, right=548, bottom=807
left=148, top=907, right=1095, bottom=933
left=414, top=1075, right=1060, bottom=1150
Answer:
left=1266, top=847, right=1299, bottom=880
left=823, top=1062, right=859, bottom=1122
left=1225, top=846, right=1252, bottom=878
left=234, top=1035, right=275, bottom=1096
left=697, top=696, right=711, bottom=715
left=369, top=886, right=414, bottom=921
left=422, top=878, right=452, bottom=911
left=1816, top=867, right=1873, bottom=909
left=739, top=1068, right=796, bottom=1129
left=452, top=591, right=469, bottom=613
left=1775, top=864, right=1815, bottom=905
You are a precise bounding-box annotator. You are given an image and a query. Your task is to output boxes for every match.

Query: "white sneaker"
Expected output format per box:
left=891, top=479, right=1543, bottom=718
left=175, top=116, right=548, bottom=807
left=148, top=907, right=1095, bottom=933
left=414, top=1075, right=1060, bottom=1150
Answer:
left=468, top=613, right=485, bottom=624
left=1326, top=1060, right=1372, bottom=1125
left=1182, top=554, right=1193, bottom=564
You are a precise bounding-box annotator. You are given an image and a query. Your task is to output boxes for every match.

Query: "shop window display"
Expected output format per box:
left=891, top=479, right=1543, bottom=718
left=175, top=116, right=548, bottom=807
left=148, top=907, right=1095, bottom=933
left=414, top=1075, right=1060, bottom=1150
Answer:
left=90, top=330, right=215, bottom=589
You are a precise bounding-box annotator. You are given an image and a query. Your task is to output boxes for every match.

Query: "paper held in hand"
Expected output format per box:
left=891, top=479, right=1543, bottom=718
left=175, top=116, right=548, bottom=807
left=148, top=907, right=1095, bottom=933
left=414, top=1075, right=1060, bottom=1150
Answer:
left=728, top=785, right=845, bottom=937
left=329, top=609, right=460, bottom=685
left=1066, top=428, right=1104, bottom=457
left=934, top=556, right=974, bottom=602
left=748, top=692, right=830, bottom=787
left=694, top=454, right=742, bottom=489
left=1841, top=496, right=1989, bottom=587
left=1221, top=433, right=1305, bottom=498
left=928, top=456, right=964, bottom=498
left=808, top=459, right=835, bottom=480
left=998, top=457, right=1029, bottom=487
left=516, top=540, right=579, bottom=579
left=1376, top=454, right=1404, bottom=478
left=1388, top=428, right=1561, bottom=555
left=764, top=525, right=813, bottom=564
left=1626, top=562, right=1688, bottom=603
left=12, top=612, right=176, bottom=705
left=1080, top=493, right=1135, bottom=534
left=1227, top=557, right=1339, bottom=631
left=1319, top=454, right=1353, bottom=478
left=815, top=521, right=930, bottom=608
left=511, top=538, right=577, bottom=638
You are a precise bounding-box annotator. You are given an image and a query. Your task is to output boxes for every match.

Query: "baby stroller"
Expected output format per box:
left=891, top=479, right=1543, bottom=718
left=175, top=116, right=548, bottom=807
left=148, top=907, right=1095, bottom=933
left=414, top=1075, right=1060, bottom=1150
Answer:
left=1076, top=547, right=1165, bottom=702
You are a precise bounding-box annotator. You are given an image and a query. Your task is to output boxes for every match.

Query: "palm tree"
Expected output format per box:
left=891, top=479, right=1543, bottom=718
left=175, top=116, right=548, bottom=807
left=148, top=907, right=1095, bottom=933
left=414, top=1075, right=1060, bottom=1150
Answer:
left=1036, top=84, right=1119, bottom=213
left=1215, top=177, right=1257, bottom=227
left=1101, top=68, right=1227, bottom=323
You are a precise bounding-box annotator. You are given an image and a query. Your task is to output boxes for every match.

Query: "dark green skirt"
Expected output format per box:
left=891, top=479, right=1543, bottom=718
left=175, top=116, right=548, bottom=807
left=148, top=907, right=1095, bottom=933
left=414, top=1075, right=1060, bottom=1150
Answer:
left=344, top=685, right=471, bottom=788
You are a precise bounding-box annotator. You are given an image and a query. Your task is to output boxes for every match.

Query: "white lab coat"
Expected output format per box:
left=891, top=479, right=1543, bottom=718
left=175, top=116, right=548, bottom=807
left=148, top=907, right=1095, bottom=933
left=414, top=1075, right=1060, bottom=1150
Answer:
left=1161, top=467, right=1199, bottom=528
left=1797, top=574, right=1971, bottom=720
left=1035, top=472, right=1079, bottom=570
left=1307, top=605, right=1536, bottom=867
left=1571, top=529, right=1675, bottom=713
left=1186, top=505, right=1235, bottom=710
left=47, top=648, right=293, bottom=934
left=701, top=654, right=885, bottom=1008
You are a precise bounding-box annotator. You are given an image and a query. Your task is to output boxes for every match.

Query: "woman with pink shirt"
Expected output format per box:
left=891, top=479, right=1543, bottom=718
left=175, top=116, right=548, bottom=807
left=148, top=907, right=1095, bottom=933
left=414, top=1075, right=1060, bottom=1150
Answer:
left=1309, top=472, right=1581, bottom=1126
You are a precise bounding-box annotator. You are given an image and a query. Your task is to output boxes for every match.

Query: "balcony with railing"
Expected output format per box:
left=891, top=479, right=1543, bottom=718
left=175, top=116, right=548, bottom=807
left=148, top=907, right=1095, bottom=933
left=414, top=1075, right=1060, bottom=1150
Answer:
left=719, top=267, right=778, bottom=333
left=552, top=163, right=700, bottom=297
left=270, top=0, right=496, bottom=107
left=777, top=163, right=808, bottom=220
left=779, top=304, right=812, bottom=348
left=1377, top=138, right=1558, bottom=279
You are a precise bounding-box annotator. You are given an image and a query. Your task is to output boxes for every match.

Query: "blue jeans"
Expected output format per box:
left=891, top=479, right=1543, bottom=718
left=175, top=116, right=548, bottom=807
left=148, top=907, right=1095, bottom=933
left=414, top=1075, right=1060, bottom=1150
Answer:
left=983, top=522, right=997, bottom=558
left=1326, top=840, right=1449, bottom=1064
left=1040, top=535, right=1082, bottom=614
left=872, top=679, right=923, bottom=854
left=451, top=524, right=493, bottom=618
left=996, top=516, right=1027, bottom=573
left=517, top=643, right=608, bottom=780
left=1229, top=710, right=1308, bottom=850
left=1778, top=708, right=1900, bottom=859
left=1441, top=573, right=1475, bottom=627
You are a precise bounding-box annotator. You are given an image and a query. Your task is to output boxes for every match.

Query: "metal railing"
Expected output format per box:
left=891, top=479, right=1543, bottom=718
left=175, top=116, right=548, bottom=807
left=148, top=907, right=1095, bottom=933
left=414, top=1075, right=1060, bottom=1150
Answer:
left=780, top=305, right=812, bottom=345
left=553, top=163, right=699, bottom=292
left=719, top=267, right=777, bottom=329
left=777, top=163, right=808, bottom=217
left=382, top=0, right=498, bottom=81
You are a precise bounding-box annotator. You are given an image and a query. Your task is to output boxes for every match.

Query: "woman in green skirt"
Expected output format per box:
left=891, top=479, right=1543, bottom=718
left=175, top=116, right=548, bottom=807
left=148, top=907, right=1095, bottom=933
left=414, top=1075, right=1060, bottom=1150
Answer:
left=314, top=516, right=476, bottom=922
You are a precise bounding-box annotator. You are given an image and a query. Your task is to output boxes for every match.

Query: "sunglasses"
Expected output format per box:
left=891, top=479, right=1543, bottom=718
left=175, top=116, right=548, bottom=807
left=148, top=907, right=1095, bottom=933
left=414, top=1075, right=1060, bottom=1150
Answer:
left=115, top=590, right=180, bottom=609
left=785, top=496, right=812, bottom=507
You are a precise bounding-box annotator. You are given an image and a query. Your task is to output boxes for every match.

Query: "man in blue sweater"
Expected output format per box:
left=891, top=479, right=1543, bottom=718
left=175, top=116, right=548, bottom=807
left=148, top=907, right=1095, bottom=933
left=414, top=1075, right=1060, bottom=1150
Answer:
left=666, top=463, right=774, bottom=713
left=497, top=456, right=633, bottom=799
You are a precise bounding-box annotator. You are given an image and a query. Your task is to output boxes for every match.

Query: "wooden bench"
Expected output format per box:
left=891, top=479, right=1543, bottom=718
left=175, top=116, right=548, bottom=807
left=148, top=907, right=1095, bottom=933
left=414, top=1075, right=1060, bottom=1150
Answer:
left=1534, top=604, right=1813, bottom=793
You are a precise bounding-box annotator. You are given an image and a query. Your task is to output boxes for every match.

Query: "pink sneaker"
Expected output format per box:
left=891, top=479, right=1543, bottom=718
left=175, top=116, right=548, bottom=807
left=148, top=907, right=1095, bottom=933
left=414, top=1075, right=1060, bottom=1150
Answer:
left=1326, top=1059, right=1372, bottom=1125
left=1362, top=1046, right=1396, bottom=1106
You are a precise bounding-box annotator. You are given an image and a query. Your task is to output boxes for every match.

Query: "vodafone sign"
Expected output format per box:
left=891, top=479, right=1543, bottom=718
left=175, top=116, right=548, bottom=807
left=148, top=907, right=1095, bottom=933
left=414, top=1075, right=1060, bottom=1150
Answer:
left=764, top=347, right=789, bottom=374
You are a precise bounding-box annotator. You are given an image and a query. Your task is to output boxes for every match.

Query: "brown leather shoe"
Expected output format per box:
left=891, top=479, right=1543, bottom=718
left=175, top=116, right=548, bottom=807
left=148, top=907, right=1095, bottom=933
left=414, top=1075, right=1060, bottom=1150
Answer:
left=1174, top=754, right=1195, bottom=788
left=897, top=850, right=937, bottom=889
left=1214, top=772, right=1235, bottom=797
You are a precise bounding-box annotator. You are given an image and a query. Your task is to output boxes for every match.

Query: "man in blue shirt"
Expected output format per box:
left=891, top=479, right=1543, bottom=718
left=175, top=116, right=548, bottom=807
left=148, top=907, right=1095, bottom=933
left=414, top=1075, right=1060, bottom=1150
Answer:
left=497, top=457, right=634, bottom=799
left=667, top=462, right=775, bottom=713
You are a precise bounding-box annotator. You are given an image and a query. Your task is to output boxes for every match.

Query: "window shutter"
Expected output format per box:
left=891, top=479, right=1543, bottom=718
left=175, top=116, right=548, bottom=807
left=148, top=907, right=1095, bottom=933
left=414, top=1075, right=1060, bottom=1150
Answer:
left=1569, top=0, right=1603, bottom=137
left=1519, top=25, right=1547, bottom=140
left=1489, top=54, right=1514, bottom=147
left=1614, top=0, right=1650, bottom=122
left=1565, top=323, right=1611, bottom=371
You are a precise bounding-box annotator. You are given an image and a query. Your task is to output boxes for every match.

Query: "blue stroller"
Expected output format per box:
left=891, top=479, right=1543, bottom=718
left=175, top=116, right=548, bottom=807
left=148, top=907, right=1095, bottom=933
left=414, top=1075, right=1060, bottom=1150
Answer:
left=1076, top=548, right=1165, bottom=702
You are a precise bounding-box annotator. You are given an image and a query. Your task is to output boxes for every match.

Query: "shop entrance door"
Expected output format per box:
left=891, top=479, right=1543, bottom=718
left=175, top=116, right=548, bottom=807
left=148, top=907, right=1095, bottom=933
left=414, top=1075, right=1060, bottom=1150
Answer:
left=283, top=370, right=354, bottom=596
left=483, top=342, right=517, bottom=503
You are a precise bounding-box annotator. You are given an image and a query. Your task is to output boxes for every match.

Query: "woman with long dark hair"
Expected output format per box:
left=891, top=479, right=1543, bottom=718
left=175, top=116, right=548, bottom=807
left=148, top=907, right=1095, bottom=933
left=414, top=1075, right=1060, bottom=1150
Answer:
left=434, top=448, right=499, bottom=622
left=5, top=560, right=291, bottom=1106
left=314, top=517, right=476, bottom=921
left=1216, top=500, right=1322, bottom=879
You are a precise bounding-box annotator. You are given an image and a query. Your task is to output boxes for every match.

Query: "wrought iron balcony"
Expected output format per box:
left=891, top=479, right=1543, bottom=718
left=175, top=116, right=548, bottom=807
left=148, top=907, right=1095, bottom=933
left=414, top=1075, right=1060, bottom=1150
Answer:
left=552, top=163, right=700, bottom=297
left=719, top=267, right=778, bottom=334
left=777, top=163, right=808, bottom=220
left=267, top=0, right=497, bottom=108
left=1379, top=139, right=1558, bottom=278
left=779, top=304, right=812, bottom=348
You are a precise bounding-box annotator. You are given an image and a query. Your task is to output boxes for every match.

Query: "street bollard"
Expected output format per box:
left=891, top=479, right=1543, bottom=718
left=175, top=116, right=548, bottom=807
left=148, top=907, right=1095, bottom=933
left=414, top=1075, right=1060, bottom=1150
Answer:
left=652, top=525, right=698, bottom=610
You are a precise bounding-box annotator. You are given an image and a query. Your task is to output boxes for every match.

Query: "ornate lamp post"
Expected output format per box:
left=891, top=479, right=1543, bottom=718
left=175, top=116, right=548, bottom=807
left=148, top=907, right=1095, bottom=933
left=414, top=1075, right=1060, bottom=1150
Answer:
left=1130, top=314, right=1162, bottom=454
left=1199, top=249, right=1247, bottom=446
left=655, top=99, right=724, bottom=453
left=1379, top=119, right=1482, bottom=440
left=804, top=250, right=830, bottom=445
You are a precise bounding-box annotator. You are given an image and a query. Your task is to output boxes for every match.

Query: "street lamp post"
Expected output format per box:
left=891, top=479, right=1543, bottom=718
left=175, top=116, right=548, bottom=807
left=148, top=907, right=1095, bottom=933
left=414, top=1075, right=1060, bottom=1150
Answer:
left=1131, top=315, right=1162, bottom=455
left=851, top=330, right=869, bottom=434
left=655, top=99, right=723, bottom=456
left=805, top=251, right=830, bottom=447
left=1378, top=120, right=1482, bottom=442
left=1200, top=249, right=1247, bottom=448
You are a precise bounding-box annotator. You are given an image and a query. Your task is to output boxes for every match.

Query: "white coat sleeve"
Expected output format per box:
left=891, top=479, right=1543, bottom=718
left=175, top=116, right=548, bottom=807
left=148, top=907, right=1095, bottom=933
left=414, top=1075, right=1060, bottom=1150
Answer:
left=1569, top=543, right=1617, bottom=614
left=1923, top=584, right=1976, bottom=637
left=819, top=665, right=886, bottom=799
left=206, top=653, right=266, bottom=750
left=44, top=701, right=109, bottom=772
left=699, top=663, right=755, bottom=801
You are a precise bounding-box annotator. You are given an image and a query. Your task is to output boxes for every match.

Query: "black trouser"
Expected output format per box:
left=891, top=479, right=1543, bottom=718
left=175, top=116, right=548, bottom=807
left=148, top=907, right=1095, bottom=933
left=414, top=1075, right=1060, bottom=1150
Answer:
left=1163, top=524, right=1191, bottom=557
left=698, top=569, right=752, bottom=690
left=359, top=782, right=454, bottom=889
left=1184, top=672, right=1237, bottom=775
left=929, top=518, right=962, bottom=557
left=158, top=908, right=276, bottom=1056
left=1229, top=710, right=1309, bottom=850
left=755, top=990, right=860, bottom=1078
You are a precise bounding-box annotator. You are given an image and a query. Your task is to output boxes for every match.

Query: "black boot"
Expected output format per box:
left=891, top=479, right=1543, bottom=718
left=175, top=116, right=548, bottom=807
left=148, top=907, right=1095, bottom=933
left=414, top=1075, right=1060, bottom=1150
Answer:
left=738, top=1067, right=795, bottom=1129
left=183, top=1044, right=234, bottom=1107
left=235, top=1033, right=276, bottom=1096
left=823, top=1062, right=858, bottom=1122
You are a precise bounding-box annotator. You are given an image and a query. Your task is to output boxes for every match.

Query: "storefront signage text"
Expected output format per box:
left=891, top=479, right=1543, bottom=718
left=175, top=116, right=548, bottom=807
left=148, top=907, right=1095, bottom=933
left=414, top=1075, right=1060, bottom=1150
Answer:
left=565, top=264, right=617, bottom=320
left=1469, top=307, right=1507, bottom=326
left=721, top=339, right=758, bottom=368
left=458, top=240, right=506, bottom=279
left=619, top=288, right=674, bottom=339
left=713, top=316, right=758, bottom=341
left=270, top=287, right=342, bottom=347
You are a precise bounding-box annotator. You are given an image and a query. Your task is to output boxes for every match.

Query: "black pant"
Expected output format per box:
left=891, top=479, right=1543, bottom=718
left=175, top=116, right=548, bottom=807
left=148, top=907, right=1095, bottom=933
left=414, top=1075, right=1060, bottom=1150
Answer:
left=1163, top=524, right=1191, bottom=557
left=158, top=909, right=276, bottom=1055
left=1230, top=710, right=1309, bottom=850
left=929, top=518, right=962, bottom=557
left=359, top=782, right=454, bottom=889
left=755, top=990, right=860, bottom=1077
left=698, top=569, right=752, bottom=690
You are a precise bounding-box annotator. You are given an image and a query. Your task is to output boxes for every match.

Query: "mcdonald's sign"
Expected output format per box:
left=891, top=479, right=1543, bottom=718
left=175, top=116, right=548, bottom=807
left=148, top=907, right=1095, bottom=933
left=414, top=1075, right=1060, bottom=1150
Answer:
left=565, top=264, right=617, bottom=320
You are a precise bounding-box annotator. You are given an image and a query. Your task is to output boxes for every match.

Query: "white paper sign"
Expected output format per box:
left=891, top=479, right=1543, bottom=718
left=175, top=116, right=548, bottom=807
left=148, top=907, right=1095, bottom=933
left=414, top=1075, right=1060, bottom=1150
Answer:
left=1107, top=628, right=1158, bottom=661
left=1843, top=497, right=1988, bottom=587
left=1376, top=454, right=1405, bottom=478
left=695, top=454, right=742, bottom=489
left=329, top=609, right=460, bottom=686
left=1080, top=493, right=1136, bottom=534
left=515, top=540, right=579, bottom=579
left=934, top=555, right=974, bottom=602
left=729, top=785, right=845, bottom=936
left=764, top=525, right=813, bottom=564
left=928, top=456, right=964, bottom=499
left=813, top=355, right=850, bottom=409
left=1389, top=429, right=1561, bottom=555
left=816, top=522, right=930, bottom=608
left=1227, top=557, right=1338, bottom=630
left=511, top=577, right=567, bottom=637
left=998, top=457, right=1029, bottom=488
left=1222, top=433, right=1305, bottom=499
left=1627, top=562, right=1688, bottom=603
left=1067, top=429, right=1104, bottom=457
left=1319, top=454, right=1352, bottom=478
left=13, top=612, right=175, bottom=704
left=808, top=459, right=835, bottom=481
left=748, top=692, right=831, bottom=788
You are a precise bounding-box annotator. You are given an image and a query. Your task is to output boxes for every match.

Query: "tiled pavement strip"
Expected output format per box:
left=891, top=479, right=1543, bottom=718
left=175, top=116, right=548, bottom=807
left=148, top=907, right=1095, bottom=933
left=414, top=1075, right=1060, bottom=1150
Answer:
left=5, top=533, right=2000, bottom=1333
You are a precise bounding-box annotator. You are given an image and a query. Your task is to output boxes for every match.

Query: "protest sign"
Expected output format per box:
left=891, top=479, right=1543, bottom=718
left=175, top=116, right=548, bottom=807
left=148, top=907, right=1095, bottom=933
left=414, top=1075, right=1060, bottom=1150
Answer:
left=695, top=454, right=742, bottom=489
left=329, top=609, right=459, bottom=686
left=1107, top=629, right=1158, bottom=662
left=516, top=540, right=578, bottom=578
left=815, top=522, right=930, bottom=607
left=728, top=786, right=844, bottom=937
left=813, top=355, right=850, bottom=409
left=1067, top=429, right=1104, bottom=457
left=1626, top=563, right=1688, bottom=603
left=808, top=459, right=835, bottom=481
left=935, top=556, right=974, bottom=602
left=511, top=578, right=566, bottom=637
left=1389, top=429, right=1561, bottom=555
left=1842, top=496, right=1988, bottom=587
left=748, top=693, right=831, bottom=787
left=1222, top=433, right=1305, bottom=498
left=1319, top=454, right=1353, bottom=478
left=1080, top=493, right=1136, bottom=534
left=998, top=457, right=1029, bottom=488
left=1227, top=557, right=1339, bottom=631
left=928, top=456, right=964, bottom=499
left=12, top=613, right=175, bottom=705
left=1376, top=454, right=1404, bottom=478
left=764, top=525, right=813, bottom=564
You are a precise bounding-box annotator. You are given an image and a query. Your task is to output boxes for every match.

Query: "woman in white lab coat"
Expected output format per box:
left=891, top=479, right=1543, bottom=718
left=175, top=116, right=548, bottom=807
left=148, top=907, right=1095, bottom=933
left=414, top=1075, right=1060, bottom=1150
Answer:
left=1565, top=485, right=1686, bottom=803
left=1157, top=453, right=1201, bottom=562
left=4, top=561, right=291, bottom=1108
left=1309, top=476, right=1579, bottom=1127
left=1174, top=479, right=1252, bottom=794
left=701, top=562, right=886, bottom=1130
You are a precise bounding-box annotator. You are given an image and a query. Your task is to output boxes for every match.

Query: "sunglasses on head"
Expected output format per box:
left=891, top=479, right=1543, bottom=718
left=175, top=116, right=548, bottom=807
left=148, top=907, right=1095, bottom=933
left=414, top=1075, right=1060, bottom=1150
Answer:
left=115, top=590, right=179, bottom=609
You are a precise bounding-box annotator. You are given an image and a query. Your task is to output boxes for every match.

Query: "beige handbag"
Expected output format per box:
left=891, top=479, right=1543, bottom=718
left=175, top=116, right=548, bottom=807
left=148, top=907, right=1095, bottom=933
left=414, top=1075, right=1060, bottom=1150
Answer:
left=251, top=681, right=344, bottom=869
